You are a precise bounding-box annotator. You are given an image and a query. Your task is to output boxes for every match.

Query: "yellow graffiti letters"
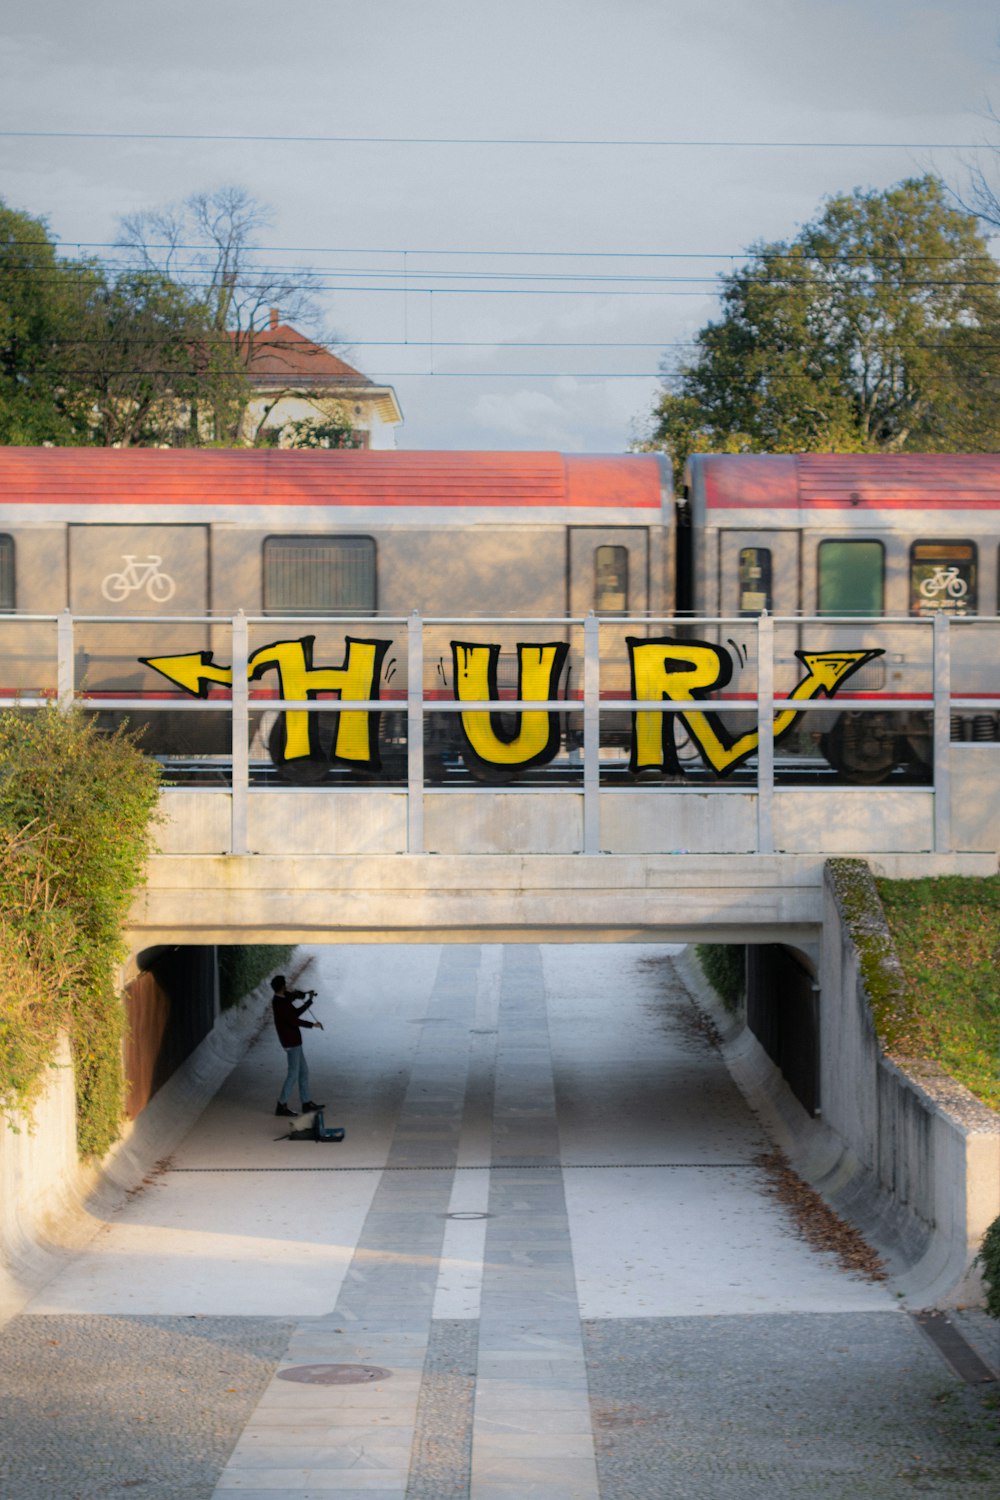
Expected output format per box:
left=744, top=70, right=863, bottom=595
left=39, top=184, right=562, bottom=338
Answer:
left=249, top=637, right=387, bottom=764
left=142, top=636, right=389, bottom=767
left=451, top=641, right=569, bottom=768
left=627, top=637, right=883, bottom=776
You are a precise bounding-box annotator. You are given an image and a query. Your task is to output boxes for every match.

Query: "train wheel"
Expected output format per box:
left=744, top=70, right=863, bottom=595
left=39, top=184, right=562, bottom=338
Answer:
left=460, top=748, right=520, bottom=783
left=820, top=712, right=899, bottom=785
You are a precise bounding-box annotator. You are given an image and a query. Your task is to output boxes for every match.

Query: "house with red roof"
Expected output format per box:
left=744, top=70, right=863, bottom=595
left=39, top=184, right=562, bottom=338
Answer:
left=234, top=312, right=403, bottom=449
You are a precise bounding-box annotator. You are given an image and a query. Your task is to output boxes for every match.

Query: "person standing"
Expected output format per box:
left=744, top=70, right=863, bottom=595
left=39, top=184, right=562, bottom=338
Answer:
left=271, top=975, right=325, bottom=1117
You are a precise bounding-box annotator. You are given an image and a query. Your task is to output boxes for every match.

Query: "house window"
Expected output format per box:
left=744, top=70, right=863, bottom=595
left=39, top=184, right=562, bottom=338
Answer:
left=817, top=539, right=884, bottom=616
left=0, top=535, right=13, bottom=611
left=263, top=536, right=376, bottom=614
left=595, top=545, right=628, bottom=613
left=738, top=547, right=771, bottom=615
left=909, top=540, right=977, bottom=616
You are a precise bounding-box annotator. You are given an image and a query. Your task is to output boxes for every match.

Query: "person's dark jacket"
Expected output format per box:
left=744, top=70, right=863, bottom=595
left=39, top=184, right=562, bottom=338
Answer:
left=272, top=990, right=317, bottom=1048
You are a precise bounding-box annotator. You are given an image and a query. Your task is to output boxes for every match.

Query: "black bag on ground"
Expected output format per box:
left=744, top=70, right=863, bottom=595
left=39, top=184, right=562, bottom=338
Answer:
left=275, top=1109, right=345, bottom=1142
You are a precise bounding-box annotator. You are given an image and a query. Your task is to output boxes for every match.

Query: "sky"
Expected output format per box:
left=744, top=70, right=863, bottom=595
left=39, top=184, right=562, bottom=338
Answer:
left=2, top=0, right=999, bottom=453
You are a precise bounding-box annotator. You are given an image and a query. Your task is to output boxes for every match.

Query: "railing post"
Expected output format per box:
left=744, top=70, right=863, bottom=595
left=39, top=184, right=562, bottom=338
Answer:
left=57, top=610, right=74, bottom=710
left=231, top=611, right=249, bottom=856
left=756, top=612, right=774, bottom=855
left=407, top=611, right=424, bottom=854
left=933, top=611, right=951, bottom=853
left=583, top=612, right=600, bottom=854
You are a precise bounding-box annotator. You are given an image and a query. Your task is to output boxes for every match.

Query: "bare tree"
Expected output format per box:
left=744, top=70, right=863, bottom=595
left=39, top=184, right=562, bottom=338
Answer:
left=118, top=186, right=336, bottom=444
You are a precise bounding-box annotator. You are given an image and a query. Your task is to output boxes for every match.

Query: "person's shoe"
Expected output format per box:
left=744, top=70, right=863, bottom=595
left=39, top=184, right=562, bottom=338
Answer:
left=301, top=1100, right=325, bottom=1112
left=275, top=1102, right=295, bottom=1117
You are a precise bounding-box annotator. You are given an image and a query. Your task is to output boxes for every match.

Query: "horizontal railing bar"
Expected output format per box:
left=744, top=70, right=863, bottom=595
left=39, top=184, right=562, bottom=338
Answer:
left=57, top=695, right=945, bottom=714
left=1, top=611, right=957, bottom=628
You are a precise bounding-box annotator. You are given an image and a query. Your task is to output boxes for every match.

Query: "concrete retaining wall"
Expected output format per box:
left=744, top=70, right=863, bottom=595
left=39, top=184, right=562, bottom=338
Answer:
left=679, top=864, right=1000, bottom=1308
left=0, top=979, right=276, bottom=1326
left=818, top=861, right=1000, bottom=1305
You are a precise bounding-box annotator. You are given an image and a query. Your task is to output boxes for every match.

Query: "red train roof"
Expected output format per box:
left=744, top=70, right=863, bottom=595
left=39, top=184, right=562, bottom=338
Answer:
left=0, top=448, right=666, bottom=510
left=693, top=452, right=1000, bottom=510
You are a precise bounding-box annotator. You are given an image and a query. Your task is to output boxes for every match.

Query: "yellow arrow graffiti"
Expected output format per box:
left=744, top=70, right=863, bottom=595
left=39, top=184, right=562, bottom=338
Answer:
left=140, top=651, right=233, bottom=696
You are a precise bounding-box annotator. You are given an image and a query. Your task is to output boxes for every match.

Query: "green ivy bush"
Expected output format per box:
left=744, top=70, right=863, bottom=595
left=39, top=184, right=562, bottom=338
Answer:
left=219, top=944, right=296, bottom=1010
left=0, top=708, right=161, bottom=1155
left=694, top=944, right=745, bottom=1012
left=978, top=1214, right=1000, bottom=1319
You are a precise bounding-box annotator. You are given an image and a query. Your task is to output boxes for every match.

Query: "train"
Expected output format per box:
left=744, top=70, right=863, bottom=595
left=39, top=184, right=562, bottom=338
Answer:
left=0, top=446, right=998, bottom=784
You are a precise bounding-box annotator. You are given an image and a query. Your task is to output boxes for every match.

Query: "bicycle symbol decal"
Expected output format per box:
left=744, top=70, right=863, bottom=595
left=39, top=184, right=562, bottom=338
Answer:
left=101, top=555, right=177, bottom=604
left=918, top=565, right=968, bottom=602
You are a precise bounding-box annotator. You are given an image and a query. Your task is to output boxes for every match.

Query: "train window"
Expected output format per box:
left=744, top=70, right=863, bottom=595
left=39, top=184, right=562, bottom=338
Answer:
left=738, top=547, right=771, bottom=615
left=817, top=540, right=884, bottom=615
left=0, top=535, right=12, bottom=611
left=263, top=535, right=376, bottom=614
left=909, top=540, right=977, bottom=616
left=595, top=545, right=628, bottom=614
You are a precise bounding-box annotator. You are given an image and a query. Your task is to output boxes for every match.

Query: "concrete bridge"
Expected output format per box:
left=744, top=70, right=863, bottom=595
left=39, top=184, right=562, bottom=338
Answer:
left=130, top=848, right=997, bottom=949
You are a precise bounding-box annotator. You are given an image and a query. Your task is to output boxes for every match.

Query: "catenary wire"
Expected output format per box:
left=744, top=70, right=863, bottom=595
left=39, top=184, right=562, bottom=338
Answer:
left=0, top=128, right=987, bottom=148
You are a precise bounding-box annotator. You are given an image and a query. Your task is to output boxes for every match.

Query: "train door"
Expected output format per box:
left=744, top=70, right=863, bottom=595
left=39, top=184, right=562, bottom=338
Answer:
left=567, top=527, right=649, bottom=617
left=716, top=530, right=799, bottom=617
left=568, top=527, right=650, bottom=760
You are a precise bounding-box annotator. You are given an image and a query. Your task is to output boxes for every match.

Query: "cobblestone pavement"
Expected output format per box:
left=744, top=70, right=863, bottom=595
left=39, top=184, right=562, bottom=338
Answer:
left=3, top=944, right=999, bottom=1499
left=0, top=1315, right=293, bottom=1500
left=584, top=1315, right=1000, bottom=1500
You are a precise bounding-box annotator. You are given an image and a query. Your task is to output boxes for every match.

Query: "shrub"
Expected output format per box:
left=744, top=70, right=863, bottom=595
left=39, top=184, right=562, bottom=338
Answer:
left=219, top=944, right=296, bottom=1010
left=0, top=708, right=161, bottom=1154
left=977, top=1214, right=1000, bottom=1319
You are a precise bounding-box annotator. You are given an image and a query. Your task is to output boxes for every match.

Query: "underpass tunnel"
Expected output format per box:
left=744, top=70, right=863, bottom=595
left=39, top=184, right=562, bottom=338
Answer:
left=64, top=937, right=889, bottom=1335
left=118, top=939, right=824, bottom=1157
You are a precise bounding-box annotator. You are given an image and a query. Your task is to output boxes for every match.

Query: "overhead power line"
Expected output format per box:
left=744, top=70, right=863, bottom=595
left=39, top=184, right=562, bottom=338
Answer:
left=0, top=129, right=986, bottom=149
left=3, top=270, right=1000, bottom=295
left=7, top=237, right=999, bottom=264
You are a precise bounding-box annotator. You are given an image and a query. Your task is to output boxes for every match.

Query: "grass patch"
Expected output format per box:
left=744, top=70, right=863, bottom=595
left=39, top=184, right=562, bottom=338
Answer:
left=875, top=874, right=1000, bottom=1112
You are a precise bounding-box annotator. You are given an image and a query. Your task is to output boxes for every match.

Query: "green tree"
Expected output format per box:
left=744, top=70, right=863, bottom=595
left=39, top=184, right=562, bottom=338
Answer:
left=74, top=268, right=233, bottom=448
left=0, top=201, right=90, bottom=444
left=641, top=176, right=1000, bottom=482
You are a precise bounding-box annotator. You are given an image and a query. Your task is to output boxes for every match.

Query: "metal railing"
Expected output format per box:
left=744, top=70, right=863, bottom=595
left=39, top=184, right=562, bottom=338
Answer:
left=1, top=608, right=993, bottom=856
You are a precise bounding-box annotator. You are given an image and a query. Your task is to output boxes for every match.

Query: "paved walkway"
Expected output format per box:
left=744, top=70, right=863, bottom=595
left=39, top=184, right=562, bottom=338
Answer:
left=3, top=944, right=999, bottom=1498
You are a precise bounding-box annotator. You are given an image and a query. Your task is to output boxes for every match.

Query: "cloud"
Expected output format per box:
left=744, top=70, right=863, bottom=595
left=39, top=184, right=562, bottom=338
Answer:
left=467, top=377, right=655, bottom=452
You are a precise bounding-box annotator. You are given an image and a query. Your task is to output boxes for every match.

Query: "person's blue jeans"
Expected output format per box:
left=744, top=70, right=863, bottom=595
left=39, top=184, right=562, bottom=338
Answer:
left=278, top=1045, right=310, bottom=1107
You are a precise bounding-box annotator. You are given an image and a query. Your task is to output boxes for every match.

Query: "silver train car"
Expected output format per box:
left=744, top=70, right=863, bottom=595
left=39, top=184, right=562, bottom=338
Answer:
left=684, top=453, right=1000, bottom=779
left=0, top=447, right=998, bottom=782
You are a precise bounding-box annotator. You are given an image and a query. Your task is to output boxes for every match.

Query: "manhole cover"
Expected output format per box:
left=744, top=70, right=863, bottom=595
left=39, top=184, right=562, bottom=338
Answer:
left=277, top=1364, right=392, bottom=1386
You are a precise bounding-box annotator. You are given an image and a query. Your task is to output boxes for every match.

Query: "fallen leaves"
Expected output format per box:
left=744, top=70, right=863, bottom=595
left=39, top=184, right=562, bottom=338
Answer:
left=754, top=1148, right=887, bottom=1282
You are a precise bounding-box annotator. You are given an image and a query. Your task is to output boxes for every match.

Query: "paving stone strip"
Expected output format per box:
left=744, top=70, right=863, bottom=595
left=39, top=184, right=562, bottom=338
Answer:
left=209, top=944, right=483, bottom=1500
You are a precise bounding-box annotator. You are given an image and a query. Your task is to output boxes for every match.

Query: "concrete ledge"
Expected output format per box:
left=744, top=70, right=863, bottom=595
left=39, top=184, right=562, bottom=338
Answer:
left=0, top=971, right=287, bottom=1327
